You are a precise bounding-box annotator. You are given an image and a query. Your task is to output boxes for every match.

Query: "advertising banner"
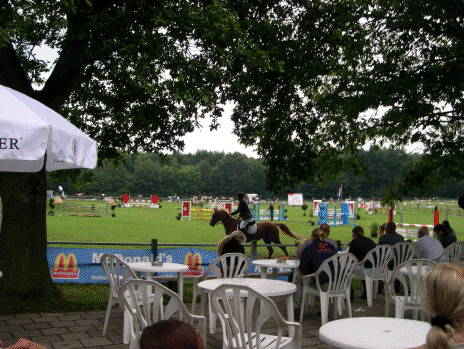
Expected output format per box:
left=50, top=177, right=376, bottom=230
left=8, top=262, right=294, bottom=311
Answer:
left=47, top=246, right=293, bottom=284
left=288, top=193, right=303, bottom=206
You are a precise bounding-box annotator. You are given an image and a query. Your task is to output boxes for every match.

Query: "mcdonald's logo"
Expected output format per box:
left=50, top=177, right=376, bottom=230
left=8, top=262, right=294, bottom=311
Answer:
left=51, top=253, right=80, bottom=279
left=184, top=252, right=203, bottom=276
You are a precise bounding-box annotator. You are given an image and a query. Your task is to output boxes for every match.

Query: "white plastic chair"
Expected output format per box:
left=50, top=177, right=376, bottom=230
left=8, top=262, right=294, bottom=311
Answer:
left=436, top=241, right=464, bottom=264
left=210, top=284, right=302, bottom=349
left=385, top=259, right=436, bottom=319
left=300, top=253, right=358, bottom=324
left=191, top=253, right=249, bottom=314
left=100, top=253, right=138, bottom=339
left=391, top=242, right=414, bottom=270
left=118, top=279, right=206, bottom=349
left=353, top=245, right=393, bottom=307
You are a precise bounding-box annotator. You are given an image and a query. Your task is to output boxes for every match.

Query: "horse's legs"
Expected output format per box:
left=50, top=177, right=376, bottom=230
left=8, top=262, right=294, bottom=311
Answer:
left=279, top=245, right=289, bottom=257
left=267, top=246, right=274, bottom=259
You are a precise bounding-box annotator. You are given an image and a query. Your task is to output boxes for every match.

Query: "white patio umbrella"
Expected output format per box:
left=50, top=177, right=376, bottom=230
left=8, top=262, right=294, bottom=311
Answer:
left=0, top=84, right=97, bottom=172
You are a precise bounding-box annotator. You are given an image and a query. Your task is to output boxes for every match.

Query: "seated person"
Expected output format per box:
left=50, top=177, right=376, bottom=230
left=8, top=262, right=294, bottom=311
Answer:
left=320, top=223, right=338, bottom=249
left=295, top=223, right=336, bottom=258
left=294, top=228, right=337, bottom=317
left=378, top=221, right=404, bottom=245
left=414, top=226, right=444, bottom=260
left=139, top=319, right=204, bottom=349
left=349, top=226, right=376, bottom=298
left=216, top=230, right=246, bottom=275
left=434, top=223, right=457, bottom=249
left=418, top=263, right=464, bottom=348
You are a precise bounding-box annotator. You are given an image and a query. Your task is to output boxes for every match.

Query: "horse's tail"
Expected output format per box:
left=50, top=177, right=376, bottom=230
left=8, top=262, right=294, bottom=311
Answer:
left=275, top=223, right=305, bottom=240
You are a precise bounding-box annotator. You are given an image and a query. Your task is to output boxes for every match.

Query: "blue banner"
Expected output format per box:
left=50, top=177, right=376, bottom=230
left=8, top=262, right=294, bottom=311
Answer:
left=47, top=247, right=292, bottom=283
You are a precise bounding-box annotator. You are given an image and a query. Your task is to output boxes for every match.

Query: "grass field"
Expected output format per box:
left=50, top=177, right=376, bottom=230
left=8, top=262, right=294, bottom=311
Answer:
left=3, top=198, right=463, bottom=314
left=47, top=199, right=464, bottom=258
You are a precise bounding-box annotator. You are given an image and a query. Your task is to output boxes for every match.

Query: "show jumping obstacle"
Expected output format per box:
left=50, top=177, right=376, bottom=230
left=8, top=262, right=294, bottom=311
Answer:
left=395, top=208, right=440, bottom=238
left=316, top=201, right=356, bottom=227
left=252, top=202, right=286, bottom=221
left=181, top=201, right=233, bottom=221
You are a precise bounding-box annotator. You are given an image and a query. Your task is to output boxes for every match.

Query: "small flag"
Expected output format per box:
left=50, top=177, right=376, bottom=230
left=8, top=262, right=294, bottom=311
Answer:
left=337, top=185, right=342, bottom=198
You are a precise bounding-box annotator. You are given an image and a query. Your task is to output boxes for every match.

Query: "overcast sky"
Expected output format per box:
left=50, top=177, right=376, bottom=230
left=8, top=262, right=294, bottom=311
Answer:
left=35, top=46, right=258, bottom=159
left=181, top=106, right=258, bottom=158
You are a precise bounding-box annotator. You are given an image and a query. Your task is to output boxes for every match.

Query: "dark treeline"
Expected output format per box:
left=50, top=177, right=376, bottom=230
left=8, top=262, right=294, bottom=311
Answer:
left=49, top=148, right=464, bottom=200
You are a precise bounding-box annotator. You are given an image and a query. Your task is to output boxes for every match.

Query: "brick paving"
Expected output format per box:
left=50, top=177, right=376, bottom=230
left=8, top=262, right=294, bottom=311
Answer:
left=0, top=290, right=394, bottom=349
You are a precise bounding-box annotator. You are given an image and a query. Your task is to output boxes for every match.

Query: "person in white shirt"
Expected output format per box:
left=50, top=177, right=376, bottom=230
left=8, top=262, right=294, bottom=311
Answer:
left=414, top=226, right=444, bottom=260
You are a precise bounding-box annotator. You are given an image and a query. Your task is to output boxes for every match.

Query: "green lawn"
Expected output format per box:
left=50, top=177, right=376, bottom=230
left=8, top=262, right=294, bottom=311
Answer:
left=47, top=199, right=464, bottom=257
left=4, top=199, right=459, bottom=314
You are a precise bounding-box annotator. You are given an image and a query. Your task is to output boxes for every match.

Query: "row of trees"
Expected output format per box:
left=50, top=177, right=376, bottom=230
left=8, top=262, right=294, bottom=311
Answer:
left=1, top=0, right=462, bottom=297
left=49, top=148, right=464, bottom=200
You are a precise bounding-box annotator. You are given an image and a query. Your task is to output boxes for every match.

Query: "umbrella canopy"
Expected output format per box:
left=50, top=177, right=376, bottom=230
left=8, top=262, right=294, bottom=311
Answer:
left=0, top=84, right=97, bottom=172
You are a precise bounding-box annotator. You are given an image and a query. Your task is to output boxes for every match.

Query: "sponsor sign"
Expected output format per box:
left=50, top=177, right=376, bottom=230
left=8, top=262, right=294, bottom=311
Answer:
left=48, top=246, right=240, bottom=283
left=47, top=247, right=290, bottom=283
left=288, top=193, right=303, bottom=206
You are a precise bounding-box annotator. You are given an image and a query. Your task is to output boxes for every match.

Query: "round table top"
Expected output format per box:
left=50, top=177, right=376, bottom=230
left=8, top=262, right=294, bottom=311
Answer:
left=319, top=317, right=431, bottom=349
left=127, top=262, right=189, bottom=273
left=252, top=259, right=299, bottom=268
left=198, top=277, right=296, bottom=297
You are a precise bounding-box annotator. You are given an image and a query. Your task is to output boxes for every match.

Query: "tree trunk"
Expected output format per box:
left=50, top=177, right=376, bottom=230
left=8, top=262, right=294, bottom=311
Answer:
left=0, top=169, right=55, bottom=297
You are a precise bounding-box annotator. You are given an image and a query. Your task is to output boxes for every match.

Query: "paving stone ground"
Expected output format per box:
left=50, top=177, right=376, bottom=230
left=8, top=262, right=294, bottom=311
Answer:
left=0, top=290, right=404, bottom=348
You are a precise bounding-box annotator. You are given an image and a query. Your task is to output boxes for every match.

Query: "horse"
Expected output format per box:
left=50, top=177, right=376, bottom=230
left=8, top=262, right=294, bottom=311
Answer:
left=209, top=208, right=304, bottom=259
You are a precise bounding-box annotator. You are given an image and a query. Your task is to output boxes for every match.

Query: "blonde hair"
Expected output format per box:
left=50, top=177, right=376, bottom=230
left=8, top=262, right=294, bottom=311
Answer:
left=421, top=263, right=464, bottom=348
left=311, top=228, right=325, bottom=241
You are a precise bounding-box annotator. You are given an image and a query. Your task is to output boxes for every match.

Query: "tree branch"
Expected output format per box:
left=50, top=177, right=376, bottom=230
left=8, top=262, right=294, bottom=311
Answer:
left=0, top=42, right=34, bottom=96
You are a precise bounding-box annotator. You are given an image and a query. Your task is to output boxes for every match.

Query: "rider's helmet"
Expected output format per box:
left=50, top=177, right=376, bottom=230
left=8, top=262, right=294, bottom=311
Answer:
left=237, top=192, right=245, bottom=200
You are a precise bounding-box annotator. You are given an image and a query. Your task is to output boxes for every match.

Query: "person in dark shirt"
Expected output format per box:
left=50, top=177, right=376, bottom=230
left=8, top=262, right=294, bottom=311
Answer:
left=217, top=231, right=245, bottom=256
left=434, top=223, right=457, bottom=248
left=294, top=228, right=337, bottom=315
left=231, top=192, right=253, bottom=230
left=217, top=230, right=246, bottom=275
left=349, top=226, right=376, bottom=263
left=349, top=226, right=376, bottom=298
left=378, top=222, right=404, bottom=245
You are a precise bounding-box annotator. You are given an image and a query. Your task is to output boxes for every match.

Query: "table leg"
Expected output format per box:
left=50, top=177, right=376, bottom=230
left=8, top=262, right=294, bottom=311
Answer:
left=272, top=267, right=278, bottom=280
left=177, top=272, right=184, bottom=301
left=259, top=267, right=267, bottom=279
left=287, top=294, right=295, bottom=337
left=200, top=290, right=207, bottom=316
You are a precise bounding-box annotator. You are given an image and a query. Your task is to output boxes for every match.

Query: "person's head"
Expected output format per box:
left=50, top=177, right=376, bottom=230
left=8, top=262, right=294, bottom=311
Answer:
left=434, top=223, right=446, bottom=236
left=385, top=221, right=396, bottom=234
left=418, top=226, right=430, bottom=239
left=237, top=192, right=244, bottom=201
left=421, top=263, right=464, bottom=348
left=320, top=223, right=330, bottom=238
left=352, top=226, right=364, bottom=238
left=231, top=230, right=246, bottom=244
left=139, top=319, right=204, bottom=349
left=311, top=228, right=325, bottom=241
left=442, top=220, right=452, bottom=232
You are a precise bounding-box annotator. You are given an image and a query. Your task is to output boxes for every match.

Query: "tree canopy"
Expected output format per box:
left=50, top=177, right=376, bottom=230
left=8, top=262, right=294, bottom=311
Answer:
left=215, top=0, right=464, bottom=197
left=1, top=0, right=463, bottom=297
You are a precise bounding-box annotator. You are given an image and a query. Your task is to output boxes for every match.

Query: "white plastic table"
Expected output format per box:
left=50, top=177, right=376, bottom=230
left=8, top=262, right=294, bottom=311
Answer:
left=252, top=259, right=300, bottom=282
left=198, top=278, right=296, bottom=334
left=319, top=317, right=431, bottom=349
left=127, top=262, right=189, bottom=300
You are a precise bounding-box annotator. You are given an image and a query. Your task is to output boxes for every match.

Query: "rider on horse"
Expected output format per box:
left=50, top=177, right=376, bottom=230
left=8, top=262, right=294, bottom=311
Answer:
left=230, top=192, right=255, bottom=241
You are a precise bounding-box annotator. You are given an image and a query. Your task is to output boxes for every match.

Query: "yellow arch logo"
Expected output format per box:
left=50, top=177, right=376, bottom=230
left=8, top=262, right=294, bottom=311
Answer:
left=184, top=252, right=203, bottom=276
left=51, top=253, right=79, bottom=279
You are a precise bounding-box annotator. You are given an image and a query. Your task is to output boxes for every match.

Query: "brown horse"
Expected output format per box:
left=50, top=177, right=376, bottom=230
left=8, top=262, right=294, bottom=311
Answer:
left=210, top=209, right=304, bottom=259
